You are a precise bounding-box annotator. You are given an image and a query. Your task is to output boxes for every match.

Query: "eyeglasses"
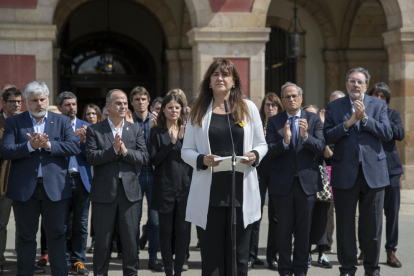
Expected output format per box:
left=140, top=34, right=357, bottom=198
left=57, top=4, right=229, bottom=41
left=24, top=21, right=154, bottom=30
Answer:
left=265, top=103, right=277, bottom=108
left=348, top=79, right=366, bottom=86
left=6, top=100, right=22, bottom=105
left=282, top=94, right=300, bottom=100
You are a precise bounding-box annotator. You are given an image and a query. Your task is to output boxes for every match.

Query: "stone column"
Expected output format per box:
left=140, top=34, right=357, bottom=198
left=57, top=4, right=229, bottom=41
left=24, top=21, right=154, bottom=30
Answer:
left=179, top=49, right=193, bottom=95
left=165, top=49, right=181, bottom=91
left=0, top=24, right=56, bottom=101
left=322, top=50, right=342, bottom=105
left=187, top=27, right=270, bottom=107
left=383, top=28, right=414, bottom=189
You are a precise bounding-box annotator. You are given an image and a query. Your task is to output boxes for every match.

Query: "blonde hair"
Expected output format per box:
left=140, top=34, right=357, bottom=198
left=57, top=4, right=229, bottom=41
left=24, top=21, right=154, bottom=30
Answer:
left=167, top=88, right=188, bottom=107
left=48, top=105, right=60, bottom=114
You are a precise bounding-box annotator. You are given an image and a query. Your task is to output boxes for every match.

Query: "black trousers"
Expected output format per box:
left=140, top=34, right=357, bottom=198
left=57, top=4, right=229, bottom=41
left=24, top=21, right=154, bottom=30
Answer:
left=92, top=180, right=140, bottom=276
left=271, top=178, right=315, bottom=276
left=13, top=182, right=68, bottom=276
left=359, top=174, right=400, bottom=253
left=159, top=201, right=190, bottom=276
left=333, top=165, right=384, bottom=275
left=249, top=172, right=278, bottom=264
left=198, top=206, right=252, bottom=276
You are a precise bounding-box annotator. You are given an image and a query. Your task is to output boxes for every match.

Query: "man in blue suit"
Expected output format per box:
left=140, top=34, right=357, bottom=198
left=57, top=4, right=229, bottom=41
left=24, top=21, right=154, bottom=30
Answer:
left=266, top=82, right=325, bottom=276
left=358, top=83, right=404, bottom=268
left=57, top=91, right=92, bottom=275
left=324, top=68, right=393, bottom=276
left=1, top=81, right=80, bottom=275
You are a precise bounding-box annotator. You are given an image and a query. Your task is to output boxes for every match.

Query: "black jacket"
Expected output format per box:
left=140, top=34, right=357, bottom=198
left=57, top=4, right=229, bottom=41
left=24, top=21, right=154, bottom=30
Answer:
left=383, top=108, right=404, bottom=176
left=149, top=126, right=192, bottom=214
left=266, top=110, right=325, bottom=196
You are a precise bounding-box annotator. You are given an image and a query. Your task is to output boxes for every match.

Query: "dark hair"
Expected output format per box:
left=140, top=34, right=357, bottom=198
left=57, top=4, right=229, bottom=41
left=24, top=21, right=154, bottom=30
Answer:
left=346, top=67, right=371, bottom=85
left=82, top=104, right=102, bottom=123
left=157, top=94, right=185, bottom=129
left=57, top=91, right=77, bottom=106
left=151, top=97, right=163, bottom=108
left=189, top=59, right=251, bottom=127
left=367, top=82, right=391, bottom=104
left=2, top=87, right=22, bottom=102
left=130, top=86, right=150, bottom=102
left=303, top=105, right=319, bottom=113
left=167, top=88, right=188, bottom=107
left=259, top=92, right=284, bottom=122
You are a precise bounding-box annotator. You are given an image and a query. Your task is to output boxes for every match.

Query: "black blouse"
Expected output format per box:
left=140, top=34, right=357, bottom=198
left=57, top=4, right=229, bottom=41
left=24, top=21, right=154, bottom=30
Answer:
left=149, top=126, right=192, bottom=214
left=208, top=113, right=244, bottom=207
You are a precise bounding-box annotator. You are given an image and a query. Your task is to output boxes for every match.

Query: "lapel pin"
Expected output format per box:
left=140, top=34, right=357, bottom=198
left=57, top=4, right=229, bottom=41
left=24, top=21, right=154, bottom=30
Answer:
left=127, top=127, right=129, bottom=130
left=51, top=121, right=53, bottom=124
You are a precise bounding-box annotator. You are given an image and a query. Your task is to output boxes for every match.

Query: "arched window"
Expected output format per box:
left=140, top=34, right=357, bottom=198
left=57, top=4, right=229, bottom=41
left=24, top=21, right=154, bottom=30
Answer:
left=265, top=27, right=297, bottom=94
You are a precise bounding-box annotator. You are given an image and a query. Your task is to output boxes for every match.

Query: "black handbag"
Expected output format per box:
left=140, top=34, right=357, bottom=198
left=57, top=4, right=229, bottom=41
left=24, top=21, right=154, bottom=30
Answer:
left=316, top=160, right=333, bottom=202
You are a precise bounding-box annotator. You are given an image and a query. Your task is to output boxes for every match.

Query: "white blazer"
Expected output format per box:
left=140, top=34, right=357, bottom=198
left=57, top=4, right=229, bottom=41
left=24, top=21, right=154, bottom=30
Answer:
left=181, top=99, right=268, bottom=229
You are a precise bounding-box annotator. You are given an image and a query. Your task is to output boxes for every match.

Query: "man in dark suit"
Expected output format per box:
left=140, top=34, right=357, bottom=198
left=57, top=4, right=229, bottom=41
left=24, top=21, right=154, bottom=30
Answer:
left=266, top=82, right=325, bottom=276
left=57, top=91, right=92, bottom=275
left=1, top=81, right=80, bottom=275
left=86, top=89, right=149, bottom=276
left=357, top=82, right=404, bottom=268
left=0, top=86, right=21, bottom=274
left=324, top=68, right=393, bottom=276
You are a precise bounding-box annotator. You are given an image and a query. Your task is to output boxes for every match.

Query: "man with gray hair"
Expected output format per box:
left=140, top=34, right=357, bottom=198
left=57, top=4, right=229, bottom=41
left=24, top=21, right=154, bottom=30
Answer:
left=1, top=81, right=80, bottom=275
left=266, top=82, right=325, bottom=276
left=330, top=90, right=346, bottom=102
left=57, top=91, right=92, bottom=275
left=324, top=68, right=392, bottom=276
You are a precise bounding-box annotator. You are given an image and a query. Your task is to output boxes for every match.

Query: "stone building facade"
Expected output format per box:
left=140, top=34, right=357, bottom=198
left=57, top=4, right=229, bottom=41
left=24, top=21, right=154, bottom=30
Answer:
left=0, top=0, right=413, bottom=188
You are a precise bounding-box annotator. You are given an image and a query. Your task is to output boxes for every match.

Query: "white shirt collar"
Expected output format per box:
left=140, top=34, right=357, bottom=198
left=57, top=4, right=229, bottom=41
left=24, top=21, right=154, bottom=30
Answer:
left=286, top=109, right=301, bottom=119
left=107, top=116, right=124, bottom=131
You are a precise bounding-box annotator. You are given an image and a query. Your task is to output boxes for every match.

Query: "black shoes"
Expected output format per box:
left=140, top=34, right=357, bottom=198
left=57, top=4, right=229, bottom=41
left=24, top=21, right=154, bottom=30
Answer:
left=315, top=254, right=332, bottom=268
left=253, top=258, right=264, bottom=266
left=268, top=261, right=278, bottom=270
left=247, top=261, right=253, bottom=271
left=139, top=224, right=148, bottom=250
left=34, top=264, right=46, bottom=274
left=148, top=258, right=164, bottom=272
left=87, top=239, right=94, bottom=254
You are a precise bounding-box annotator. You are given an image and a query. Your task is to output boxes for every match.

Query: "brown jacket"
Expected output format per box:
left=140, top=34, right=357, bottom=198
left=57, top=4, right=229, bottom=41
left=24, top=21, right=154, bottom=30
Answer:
left=0, top=113, right=11, bottom=195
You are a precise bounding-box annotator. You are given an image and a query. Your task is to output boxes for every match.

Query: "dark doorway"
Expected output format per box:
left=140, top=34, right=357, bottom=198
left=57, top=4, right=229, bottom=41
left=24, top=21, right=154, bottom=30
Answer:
left=58, top=0, right=167, bottom=114
left=265, top=26, right=297, bottom=96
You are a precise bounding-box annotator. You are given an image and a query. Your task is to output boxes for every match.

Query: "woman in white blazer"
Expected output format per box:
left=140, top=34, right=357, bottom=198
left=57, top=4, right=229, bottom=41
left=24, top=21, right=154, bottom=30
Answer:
left=181, top=59, right=267, bottom=276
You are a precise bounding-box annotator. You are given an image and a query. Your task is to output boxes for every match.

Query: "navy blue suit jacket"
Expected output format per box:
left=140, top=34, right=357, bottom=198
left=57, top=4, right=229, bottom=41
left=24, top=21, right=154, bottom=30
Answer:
left=323, top=95, right=393, bottom=189
left=1, top=111, right=80, bottom=202
left=266, top=110, right=325, bottom=196
left=69, top=118, right=92, bottom=192
left=383, top=108, right=404, bottom=177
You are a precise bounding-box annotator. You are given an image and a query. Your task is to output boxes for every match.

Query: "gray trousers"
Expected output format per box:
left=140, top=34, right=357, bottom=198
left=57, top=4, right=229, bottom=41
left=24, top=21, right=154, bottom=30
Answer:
left=0, top=194, right=12, bottom=264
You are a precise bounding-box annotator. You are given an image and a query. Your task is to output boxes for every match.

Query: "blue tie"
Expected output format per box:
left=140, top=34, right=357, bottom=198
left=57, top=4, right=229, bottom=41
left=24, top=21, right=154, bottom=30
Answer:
left=290, top=116, right=298, bottom=149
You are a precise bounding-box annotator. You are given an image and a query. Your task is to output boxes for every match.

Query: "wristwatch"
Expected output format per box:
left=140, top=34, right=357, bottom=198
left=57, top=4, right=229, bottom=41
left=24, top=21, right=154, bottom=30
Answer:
left=361, top=116, right=368, bottom=124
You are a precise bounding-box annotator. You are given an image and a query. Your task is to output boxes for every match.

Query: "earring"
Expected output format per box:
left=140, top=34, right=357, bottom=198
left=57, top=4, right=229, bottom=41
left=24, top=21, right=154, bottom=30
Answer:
left=232, top=85, right=235, bottom=89
left=209, top=86, right=211, bottom=89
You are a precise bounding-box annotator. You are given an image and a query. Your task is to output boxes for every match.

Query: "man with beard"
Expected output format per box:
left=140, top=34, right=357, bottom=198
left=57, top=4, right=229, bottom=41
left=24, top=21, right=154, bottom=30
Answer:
left=324, top=68, right=392, bottom=276
left=1, top=81, right=80, bottom=275
left=0, top=86, right=22, bottom=273
left=57, top=92, right=92, bottom=275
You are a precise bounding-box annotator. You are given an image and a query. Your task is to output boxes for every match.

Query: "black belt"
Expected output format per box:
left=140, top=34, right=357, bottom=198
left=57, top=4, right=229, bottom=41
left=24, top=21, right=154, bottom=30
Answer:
left=37, top=177, right=43, bottom=184
left=69, top=172, right=80, bottom=178
left=141, top=166, right=153, bottom=172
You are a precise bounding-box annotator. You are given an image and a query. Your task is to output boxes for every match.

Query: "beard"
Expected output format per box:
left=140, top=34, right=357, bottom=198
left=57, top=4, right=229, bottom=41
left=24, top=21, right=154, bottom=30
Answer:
left=28, top=106, right=47, bottom=117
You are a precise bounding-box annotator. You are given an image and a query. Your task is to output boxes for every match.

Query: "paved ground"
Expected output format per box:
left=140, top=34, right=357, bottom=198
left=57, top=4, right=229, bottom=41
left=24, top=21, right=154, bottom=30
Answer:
left=2, top=190, right=414, bottom=275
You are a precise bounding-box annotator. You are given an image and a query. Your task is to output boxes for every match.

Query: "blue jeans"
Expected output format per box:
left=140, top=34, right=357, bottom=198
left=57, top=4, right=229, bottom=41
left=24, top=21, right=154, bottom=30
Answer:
left=137, top=171, right=159, bottom=259
left=65, top=176, right=90, bottom=264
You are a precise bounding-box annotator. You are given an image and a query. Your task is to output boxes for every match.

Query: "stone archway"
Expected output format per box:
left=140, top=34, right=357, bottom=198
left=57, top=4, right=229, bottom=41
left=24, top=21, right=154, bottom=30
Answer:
left=53, top=0, right=180, bottom=49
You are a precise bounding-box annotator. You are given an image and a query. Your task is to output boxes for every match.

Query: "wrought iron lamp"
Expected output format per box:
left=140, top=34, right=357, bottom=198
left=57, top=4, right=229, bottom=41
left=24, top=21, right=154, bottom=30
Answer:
left=286, top=0, right=306, bottom=59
